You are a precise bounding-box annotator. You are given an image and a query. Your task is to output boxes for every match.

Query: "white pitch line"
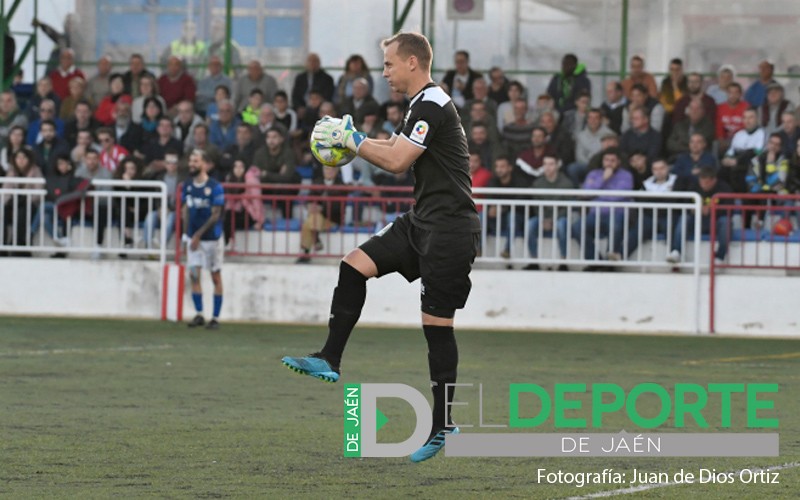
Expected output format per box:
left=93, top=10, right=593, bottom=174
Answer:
left=564, top=462, right=800, bottom=499
left=0, top=344, right=174, bottom=357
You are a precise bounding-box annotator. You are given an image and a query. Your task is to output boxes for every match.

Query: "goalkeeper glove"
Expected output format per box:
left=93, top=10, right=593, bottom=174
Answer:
left=313, top=114, right=366, bottom=153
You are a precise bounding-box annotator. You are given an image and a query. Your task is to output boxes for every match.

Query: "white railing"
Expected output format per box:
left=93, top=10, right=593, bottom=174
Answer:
left=0, top=178, right=169, bottom=266
left=474, top=188, right=703, bottom=268
left=473, top=188, right=704, bottom=333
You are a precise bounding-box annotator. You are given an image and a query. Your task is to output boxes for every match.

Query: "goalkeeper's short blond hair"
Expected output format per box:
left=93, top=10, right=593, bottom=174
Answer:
left=381, top=32, right=432, bottom=72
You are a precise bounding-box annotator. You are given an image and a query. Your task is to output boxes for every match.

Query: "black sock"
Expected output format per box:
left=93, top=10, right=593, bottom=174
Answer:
left=423, top=325, right=458, bottom=436
left=320, top=261, right=368, bottom=367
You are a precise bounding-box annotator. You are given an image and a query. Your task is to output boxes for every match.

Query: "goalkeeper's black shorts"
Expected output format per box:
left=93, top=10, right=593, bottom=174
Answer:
left=359, top=213, right=479, bottom=317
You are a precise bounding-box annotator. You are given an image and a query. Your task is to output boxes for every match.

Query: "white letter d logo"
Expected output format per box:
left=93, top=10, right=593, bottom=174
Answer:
left=360, top=383, right=432, bottom=457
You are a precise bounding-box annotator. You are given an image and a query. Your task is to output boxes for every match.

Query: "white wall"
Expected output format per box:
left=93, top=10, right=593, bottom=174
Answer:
left=0, top=258, right=797, bottom=337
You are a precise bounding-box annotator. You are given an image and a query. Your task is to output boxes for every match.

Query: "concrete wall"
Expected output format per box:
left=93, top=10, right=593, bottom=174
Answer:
left=0, top=258, right=797, bottom=337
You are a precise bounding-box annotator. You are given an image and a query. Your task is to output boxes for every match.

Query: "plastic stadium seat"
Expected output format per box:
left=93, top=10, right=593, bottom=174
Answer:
left=730, top=229, right=763, bottom=242
left=295, top=165, right=315, bottom=180
left=263, top=219, right=302, bottom=231
left=765, top=230, right=800, bottom=243
left=341, top=225, right=374, bottom=234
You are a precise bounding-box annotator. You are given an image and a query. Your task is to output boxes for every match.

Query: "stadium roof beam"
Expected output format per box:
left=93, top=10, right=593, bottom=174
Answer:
left=392, top=0, right=435, bottom=49
left=0, top=0, right=39, bottom=89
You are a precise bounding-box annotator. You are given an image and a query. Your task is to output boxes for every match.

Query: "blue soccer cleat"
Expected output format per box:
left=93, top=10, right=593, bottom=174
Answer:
left=410, top=426, right=460, bottom=463
left=281, top=353, right=340, bottom=383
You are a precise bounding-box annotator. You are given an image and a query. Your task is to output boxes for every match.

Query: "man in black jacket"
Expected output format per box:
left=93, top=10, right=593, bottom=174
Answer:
left=440, top=50, right=482, bottom=111
left=64, top=100, right=98, bottom=148
left=33, top=119, right=70, bottom=176
left=291, top=53, right=334, bottom=112
left=113, top=100, right=143, bottom=154
left=668, top=166, right=732, bottom=264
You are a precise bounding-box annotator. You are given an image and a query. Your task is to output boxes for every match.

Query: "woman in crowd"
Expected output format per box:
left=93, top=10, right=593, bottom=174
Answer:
left=113, top=156, right=149, bottom=256
left=94, top=73, right=131, bottom=125
left=335, top=54, right=373, bottom=105
left=0, top=125, right=27, bottom=175
left=2, top=148, right=43, bottom=255
left=205, top=85, right=231, bottom=123
left=496, top=81, right=528, bottom=132
left=296, top=165, right=347, bottom=264
left=139, top=97, right=166, bottom=140
left=222, top=158, right=262, bottom=245
left=131, top=75, right=166, bottom=125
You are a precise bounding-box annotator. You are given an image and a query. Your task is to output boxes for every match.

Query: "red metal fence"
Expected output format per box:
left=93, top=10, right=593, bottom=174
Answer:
left=709, top=193, right=800, bottom=332
left=174, top=183, right=415, bottom=263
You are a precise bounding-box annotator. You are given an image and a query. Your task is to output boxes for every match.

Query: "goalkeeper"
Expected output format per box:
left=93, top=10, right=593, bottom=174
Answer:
left=282, top=32, right=480, bottom=463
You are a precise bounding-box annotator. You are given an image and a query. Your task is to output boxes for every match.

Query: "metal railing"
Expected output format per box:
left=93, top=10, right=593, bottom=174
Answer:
left=709, top=193, right=800, bottom=333
left=476, top=188, right=704, bottom=268
left=0, top=178, right=169, bottom=266
left=181, top=184, right=705, bottom=267
left=182, top=183, right=705, bottom=331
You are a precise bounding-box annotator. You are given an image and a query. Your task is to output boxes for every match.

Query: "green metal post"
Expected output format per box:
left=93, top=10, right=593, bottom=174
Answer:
left=421, top=0, right=427, bottom=37
left=619, top=0, right=628, bottom=81
left=6, top=34, right=34, bottom=88
left=224, top=0, right=232, bottom=75
left=393, top=0, right=416, bottom=34
left=33, top=0, right=38, bottom=82
left=429, top=0, right=435, bottom=51
left=6, top=0, right=22, bottom=20
left=0, top=0, right=5, bottom=90
left=392, top=0, right=398, bottom=34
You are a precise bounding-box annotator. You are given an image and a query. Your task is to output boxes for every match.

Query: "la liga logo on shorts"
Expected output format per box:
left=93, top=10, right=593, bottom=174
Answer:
left=410, top=120, right=429, bottom=144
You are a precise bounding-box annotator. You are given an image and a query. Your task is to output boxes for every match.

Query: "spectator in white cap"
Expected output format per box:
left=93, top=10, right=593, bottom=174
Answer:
left=707, top=65, right=735, bottom=105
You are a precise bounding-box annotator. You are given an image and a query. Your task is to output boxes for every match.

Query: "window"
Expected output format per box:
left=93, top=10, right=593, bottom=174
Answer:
left=264, top=17, right=303, bottom=48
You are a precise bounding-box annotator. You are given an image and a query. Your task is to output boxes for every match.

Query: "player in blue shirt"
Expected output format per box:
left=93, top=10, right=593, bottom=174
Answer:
left=182, top=149, right=225, bottom=329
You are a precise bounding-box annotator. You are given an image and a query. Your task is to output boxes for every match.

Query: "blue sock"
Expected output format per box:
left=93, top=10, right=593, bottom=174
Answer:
left=192, top=292, right=203, bottom=313
left=213, top=294, right=223, bottom=319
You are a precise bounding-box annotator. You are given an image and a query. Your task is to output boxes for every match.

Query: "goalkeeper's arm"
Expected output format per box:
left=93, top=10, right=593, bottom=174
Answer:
left=315, top=115, right=419, bottom=173
left=356, top=136, right=423, bottom=174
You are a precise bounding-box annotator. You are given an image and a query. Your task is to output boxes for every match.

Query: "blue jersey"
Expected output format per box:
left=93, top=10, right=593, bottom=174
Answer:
left=182, top=178, right=225, bottom=240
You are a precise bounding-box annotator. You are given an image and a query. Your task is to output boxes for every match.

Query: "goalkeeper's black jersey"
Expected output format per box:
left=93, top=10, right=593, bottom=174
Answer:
left=393, top=82, right=481, bottom=233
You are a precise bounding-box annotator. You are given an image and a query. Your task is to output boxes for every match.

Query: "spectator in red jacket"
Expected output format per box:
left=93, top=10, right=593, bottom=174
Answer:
left=716, top=82, right=749, bottom=152
left=94, top=74, right=131, bottom=126
left=469, top=148, right=492, bottom=189
left=96, top=127, right=129, bottom=173
left=48, top=49, right=85, bottom=100
left=157, top=57, right=197, bottom=115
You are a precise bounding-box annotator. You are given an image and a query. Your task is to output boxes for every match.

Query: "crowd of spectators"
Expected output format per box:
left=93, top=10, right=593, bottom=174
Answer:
left=445, top=53, right=800, bottom=269
left=2, top=42, right=800, bottom=266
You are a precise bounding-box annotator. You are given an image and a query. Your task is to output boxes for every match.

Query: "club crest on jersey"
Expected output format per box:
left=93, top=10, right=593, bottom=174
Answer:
left=205, top=187, right=212, bottom=196
left=410, top=120, right=429, bottom=144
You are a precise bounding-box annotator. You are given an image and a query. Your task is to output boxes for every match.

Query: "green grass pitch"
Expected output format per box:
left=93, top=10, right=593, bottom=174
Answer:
left=1, top=316, right=798, bottom=499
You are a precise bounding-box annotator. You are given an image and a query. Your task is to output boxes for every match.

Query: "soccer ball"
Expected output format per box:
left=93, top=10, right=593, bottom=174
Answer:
left=310, top=119, right=356, bottom=167
left=310, top=140, right=355, bottom=167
